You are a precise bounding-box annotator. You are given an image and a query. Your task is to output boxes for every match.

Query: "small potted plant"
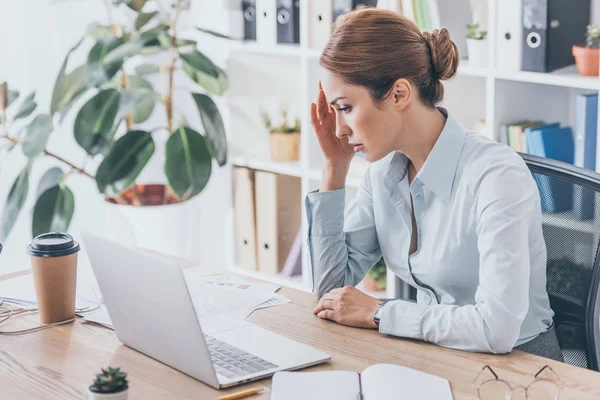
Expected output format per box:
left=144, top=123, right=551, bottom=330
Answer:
left=262, top=107, right=301, bottom=162
left=465, top=23, right=488, bottom=67
left=573, top=24, right=600, bottom=76
left=364, top=258, right=387, bottom=292
left=88, top=366, right=129, bottom=400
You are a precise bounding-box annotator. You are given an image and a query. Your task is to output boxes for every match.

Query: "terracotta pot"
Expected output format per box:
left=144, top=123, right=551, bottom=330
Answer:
left=269, top=132, right=300, bottom=162
left=572, top=44, right=600, bottom=76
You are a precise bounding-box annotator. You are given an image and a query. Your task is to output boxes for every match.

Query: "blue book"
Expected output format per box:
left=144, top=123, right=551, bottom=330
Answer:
left=574, top=93, right=598, bottom=171
left=528, top=125, right=575, bottom=213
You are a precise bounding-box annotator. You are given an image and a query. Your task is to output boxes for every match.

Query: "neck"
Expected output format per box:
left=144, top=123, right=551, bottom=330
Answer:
left=395, top=105, right=446, bottom=173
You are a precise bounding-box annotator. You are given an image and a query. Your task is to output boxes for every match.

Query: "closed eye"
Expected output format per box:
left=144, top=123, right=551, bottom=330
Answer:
left=334, top=106, right=352, bottom=114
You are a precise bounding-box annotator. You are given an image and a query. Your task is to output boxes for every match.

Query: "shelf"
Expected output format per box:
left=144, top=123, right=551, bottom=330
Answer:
left=231, top=155, right=303, bottom=177
left=228, top=266, right=307, bottom=291
left=542, top=211, right=599, bottom=235
left=457, top=60, right=490, bottom=78
left=494, top=65, right=600, bottom=91
left=229, top=41, right=304, bottom=57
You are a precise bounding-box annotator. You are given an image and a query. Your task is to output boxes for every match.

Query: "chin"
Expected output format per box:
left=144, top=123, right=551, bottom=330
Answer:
left=362, top=151, right=383, bottom=163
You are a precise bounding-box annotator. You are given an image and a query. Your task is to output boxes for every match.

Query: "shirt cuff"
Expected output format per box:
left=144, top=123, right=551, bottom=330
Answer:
left=305, top=189, right=346, bottom=236
left=378, top=299, right=428, bottom=340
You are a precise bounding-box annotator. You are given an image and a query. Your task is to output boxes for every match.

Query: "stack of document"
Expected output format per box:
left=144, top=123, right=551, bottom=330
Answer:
left=0, top=269, right=292, bottom=331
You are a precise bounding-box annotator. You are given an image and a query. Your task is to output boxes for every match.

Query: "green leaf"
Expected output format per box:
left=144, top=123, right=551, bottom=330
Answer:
left=36, top=167, right=64, bottom=200
left=103, top=24, right=168, bottom=64
left=51, top=38, right=86, bottom=115
left=128, top=76, right=156, bottom=123
left=0, top=163, right=30, bottom=241
left=191, top=93, right=227, bottom=166
left=179, top=50, right=229, bottom=96
left=135, top=11, right=158, bottom=31
left=157, top=32, right=197, bottom=49
left=165, top=126, right=212, bottom=199
left=32, top=185, right=75, bottom=238
left=7, top=90, right=19, bottom=107
left=22, top=114, right=53, bottom=158
left=134, top=64, right=160, bottom=76
left=195, top=27, right=237, bottom=40
left=113, top=0, right=146, bottom=11
left=85, top=36, right=125, bottom=88
left=88, top=23, right=115, bottom=40
left=96, top=130, right=154, bottom=196
left=14, top=91, right=37, bottom=120
left=74, top=89, right=121, bottom=156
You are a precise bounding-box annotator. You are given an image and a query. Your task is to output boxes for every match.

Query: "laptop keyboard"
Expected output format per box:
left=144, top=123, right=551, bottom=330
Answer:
left=205, top=335, right=279, bottom=380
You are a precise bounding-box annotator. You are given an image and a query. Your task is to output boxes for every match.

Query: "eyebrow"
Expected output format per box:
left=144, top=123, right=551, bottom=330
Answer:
left=329, top=96, right=347, bottom=105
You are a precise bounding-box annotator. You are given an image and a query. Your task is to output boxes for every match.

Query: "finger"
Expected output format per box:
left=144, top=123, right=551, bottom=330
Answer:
left=313, top=299, right=335, bottom=314
left=317, top=84, right=329, bottom=120
left=310, top=102, right=319, bottom=130
left=317, top=310, right=336, bottom=321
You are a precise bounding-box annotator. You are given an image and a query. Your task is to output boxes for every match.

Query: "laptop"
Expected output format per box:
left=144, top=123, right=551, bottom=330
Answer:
left=81, top=232, right=331, bottom=389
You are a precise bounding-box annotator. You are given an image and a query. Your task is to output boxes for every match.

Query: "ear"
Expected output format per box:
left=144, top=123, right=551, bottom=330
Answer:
left=389, top=78, right=411, bottom=111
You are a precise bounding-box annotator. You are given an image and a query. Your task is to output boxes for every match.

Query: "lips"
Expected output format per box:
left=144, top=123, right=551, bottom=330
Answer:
left=352, top=144, right=364, bottom=153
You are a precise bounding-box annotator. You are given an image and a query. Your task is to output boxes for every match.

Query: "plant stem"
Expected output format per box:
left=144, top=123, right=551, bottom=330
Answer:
left=1, top=133, right=95, bottom=180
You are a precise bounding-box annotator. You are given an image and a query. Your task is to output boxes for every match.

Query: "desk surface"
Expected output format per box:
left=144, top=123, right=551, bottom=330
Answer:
left=2, top=267, right=600, bottom=400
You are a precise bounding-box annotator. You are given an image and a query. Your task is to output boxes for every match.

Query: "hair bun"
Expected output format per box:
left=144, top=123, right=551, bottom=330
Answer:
left=423, top=28, right=459, bottom=81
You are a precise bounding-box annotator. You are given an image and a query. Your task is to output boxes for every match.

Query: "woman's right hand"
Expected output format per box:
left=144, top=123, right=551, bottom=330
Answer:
left=310, top=81, right=355, bottom=168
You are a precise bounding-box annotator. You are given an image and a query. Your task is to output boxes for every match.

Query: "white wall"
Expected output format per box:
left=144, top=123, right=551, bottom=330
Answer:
left=0, top=0, right=234, bottom=274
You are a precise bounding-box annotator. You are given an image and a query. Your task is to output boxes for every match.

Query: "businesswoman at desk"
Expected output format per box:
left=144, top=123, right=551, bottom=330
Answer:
left=308, top=9, right=562, bottom=361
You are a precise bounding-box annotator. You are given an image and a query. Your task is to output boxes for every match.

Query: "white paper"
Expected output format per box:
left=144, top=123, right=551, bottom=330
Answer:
left=360, top=364, right=453, bottom=400
left=79, top=304, right=113, bottom=329
left=229, top=293, right=292, bottom=319
left=183, top=275, right=274, bottom=320
left=270, top=371, right=360, bottom=400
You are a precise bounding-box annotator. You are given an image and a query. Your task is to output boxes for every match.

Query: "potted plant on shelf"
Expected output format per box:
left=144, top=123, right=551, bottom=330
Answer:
left=0, top=0, right=228, bottom=258
left=465, top=23, right=488, bottom=67
left=364, top=257, right=386, bottom=292
left=261, top=107, right=301, bottom=162
left=573, top=24, right=600, bottom=77
left=88, top=366, right=129, bottom=400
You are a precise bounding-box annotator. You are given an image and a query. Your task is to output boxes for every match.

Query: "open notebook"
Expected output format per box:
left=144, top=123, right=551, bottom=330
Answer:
left=270, top=364, right=453, bottom=400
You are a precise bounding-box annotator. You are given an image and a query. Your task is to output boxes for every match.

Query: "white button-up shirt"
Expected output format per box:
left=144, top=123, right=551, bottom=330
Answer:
left=306, top=111, right=554, bottom=354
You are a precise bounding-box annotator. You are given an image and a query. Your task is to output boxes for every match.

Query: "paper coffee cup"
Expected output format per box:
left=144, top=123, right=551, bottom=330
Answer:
left=27, top=232, right=80, bottom=324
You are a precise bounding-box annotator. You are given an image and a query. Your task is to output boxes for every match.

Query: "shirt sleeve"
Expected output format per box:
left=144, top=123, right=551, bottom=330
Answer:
left=306, top=169, right=382, bottom=297
left=379, top=158, right=538, bottom=354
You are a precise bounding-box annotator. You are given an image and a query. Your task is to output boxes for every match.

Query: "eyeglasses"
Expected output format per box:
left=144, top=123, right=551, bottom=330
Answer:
left=473, top=365, right=563, bottom=400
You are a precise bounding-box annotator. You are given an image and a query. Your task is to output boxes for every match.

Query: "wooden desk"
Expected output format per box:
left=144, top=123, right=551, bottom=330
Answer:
left=2, top=267, right=600, bottom=400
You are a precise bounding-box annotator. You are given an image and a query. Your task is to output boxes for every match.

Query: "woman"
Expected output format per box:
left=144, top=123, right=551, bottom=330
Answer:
left=308, top=8, right=562, bottom=361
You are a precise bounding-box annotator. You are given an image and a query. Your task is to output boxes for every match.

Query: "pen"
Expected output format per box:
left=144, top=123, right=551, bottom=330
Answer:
left=214, top=387, right=264, bottom=400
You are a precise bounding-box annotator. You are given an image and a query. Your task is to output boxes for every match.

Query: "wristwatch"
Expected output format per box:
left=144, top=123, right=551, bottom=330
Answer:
left=372, top=302, right=385, bottom=327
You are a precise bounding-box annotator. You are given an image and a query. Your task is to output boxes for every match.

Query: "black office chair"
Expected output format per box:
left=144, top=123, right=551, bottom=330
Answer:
left=521, top=153, right=600, bottom=371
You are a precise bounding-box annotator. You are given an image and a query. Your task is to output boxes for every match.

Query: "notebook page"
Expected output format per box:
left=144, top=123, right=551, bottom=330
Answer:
left=270, top=371, right=360, bottom=400
left=361, top=364, right=453, bottom=400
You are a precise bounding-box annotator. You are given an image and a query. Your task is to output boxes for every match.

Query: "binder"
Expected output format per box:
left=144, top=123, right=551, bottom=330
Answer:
left=233, top=167, right=259, bottom=271
left=521, top=0, right=590, bottom=73
left=242, top=0, right=257, bottom=41
left=254, top=171, right=301, bottom=275
left=256, top=0, right=277, bottom=46
left=276, top=0, right=300, bottom=44
left=496, top=0, right=522, bottom=71
left=308, top=0, right=333, bottom=49
left=574, top=93, right=598, bottom=171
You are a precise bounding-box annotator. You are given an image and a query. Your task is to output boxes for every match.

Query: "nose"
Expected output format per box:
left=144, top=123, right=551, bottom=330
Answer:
left=335, top=113, right=351, bottom=139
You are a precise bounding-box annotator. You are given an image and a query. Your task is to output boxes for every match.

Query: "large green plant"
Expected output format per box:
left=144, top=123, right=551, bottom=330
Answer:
left=0, top=0, right=228, bottom=241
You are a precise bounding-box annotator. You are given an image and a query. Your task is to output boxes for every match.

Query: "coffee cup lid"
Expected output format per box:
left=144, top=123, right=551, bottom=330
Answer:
left=27, top=232, right=80, bottom=258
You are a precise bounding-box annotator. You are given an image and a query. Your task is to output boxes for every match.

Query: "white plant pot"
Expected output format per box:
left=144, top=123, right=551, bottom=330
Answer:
left=466, top=38, right=488, bottom=67
left=101, top=193, right=204, bottom=261
left=88, top=388, right=128, bottom=400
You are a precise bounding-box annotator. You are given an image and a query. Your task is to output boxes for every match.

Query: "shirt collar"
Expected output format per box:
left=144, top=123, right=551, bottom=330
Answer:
left=384, top=108, right=467, bottom=202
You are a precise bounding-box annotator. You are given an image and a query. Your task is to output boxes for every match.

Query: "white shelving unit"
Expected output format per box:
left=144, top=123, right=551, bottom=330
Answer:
left=218, top=0, right=600, bottom=298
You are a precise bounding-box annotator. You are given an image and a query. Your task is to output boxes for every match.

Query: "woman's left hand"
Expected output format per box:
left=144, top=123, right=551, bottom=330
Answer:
left=313, top=286, right=382, bottom=329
